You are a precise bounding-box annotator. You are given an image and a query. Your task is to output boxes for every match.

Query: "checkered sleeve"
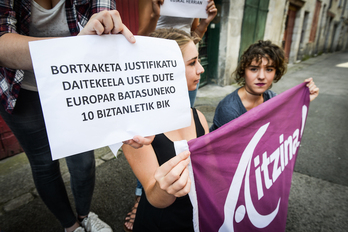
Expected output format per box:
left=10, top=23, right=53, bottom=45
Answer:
left=0, top=1, right=23, bottom=113
left=0, top=1, right=18, bottom=36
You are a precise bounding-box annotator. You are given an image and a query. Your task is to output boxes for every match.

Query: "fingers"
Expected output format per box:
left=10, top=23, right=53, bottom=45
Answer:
left=157, top=150, right=190, bottom=176
left=304, top=78, right=320, bottom=102
left=78, top=10, right=136, bottom=44
left=305, top=77, right=316, bottom=92
left=109, top=11, right=136, bottom=43
left=79, top=10, right=113, bottom=35
left=160, top=166, right=191, bottom=197
left=304, top=77, right=313, bottom=83
left=121, top=26, right=136, bottom=44
left=122, top=135, right=155, bottom=149
left=133, top=135, right=155, bottom=146
left=172, top=168, right=191, bottom=197
left=154, top=151, right=191, bottom=196
left=122, top=139, right=143, bottom=149
left=207, top=0, right=217, bottom=14
left=204, top=0, right=217, bottom=23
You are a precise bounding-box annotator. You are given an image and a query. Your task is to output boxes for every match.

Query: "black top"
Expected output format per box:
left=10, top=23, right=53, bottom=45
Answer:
left=133, top=108, right=205, bottom=232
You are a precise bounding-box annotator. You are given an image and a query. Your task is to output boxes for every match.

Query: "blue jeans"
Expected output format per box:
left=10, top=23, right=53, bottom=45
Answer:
left=0, top=89, right=95, bottom=228
left=135, top=179, right=143, bottom=196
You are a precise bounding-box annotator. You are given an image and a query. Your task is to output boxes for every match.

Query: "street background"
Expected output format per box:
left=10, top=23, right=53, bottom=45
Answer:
left=0, top=51, right=347, bottom=231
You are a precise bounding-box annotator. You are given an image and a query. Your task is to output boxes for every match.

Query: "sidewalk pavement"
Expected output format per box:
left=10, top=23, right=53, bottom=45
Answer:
left=0, top=52, right=346, bottom=231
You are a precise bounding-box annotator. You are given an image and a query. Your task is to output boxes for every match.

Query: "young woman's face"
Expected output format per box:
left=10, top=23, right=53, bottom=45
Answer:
left=244, top=57, right=276, bottom=95
left=182, top=41, right=204, bottom=91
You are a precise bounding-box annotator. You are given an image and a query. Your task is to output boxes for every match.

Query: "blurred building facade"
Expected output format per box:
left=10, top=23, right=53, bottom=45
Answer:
left=208, top=0, right=348, bottom=86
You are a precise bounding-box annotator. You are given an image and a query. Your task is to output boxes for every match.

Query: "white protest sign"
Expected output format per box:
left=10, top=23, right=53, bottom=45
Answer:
left=29, top=35, right=191, bottom=160
left=161, top=0, right=208, bottom=19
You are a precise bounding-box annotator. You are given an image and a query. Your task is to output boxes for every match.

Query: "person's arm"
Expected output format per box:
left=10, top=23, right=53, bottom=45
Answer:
left=78, top=10, right=135, bottom=42
left=122, top=143, right=191, bottom=208
left=304, top=77, right=319, bottom=102
left=0, top=34, right=45, bottom=70
left=138, top=0, right=163, bottom=36
left=0, top=10, right=135, bottom=70
left=0, top=3, right=36, bottom=70
left=191, top=0, right=217, bottom=42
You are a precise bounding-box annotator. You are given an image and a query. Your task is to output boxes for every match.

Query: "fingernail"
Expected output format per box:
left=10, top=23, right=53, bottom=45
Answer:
left=130, top=36, right=136, bottom=43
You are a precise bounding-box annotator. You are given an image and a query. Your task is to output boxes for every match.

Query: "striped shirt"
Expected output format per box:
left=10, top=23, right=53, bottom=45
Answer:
left=0, top=0, right=116, bottom=113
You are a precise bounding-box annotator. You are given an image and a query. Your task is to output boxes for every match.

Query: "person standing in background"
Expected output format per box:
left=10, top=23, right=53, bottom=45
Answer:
left=138, top=0, right=217, bottom=107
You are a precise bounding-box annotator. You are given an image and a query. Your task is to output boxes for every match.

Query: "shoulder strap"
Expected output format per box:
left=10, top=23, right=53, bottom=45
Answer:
left=192, top=108, right=205, bottom=137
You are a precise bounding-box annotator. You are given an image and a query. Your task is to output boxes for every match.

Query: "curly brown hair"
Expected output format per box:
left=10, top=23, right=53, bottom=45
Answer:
left=234, top=40, right=287, bottom=87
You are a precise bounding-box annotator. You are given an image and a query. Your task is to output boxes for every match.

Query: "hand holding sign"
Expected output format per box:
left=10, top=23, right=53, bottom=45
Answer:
left=192, top=0, right=218, bottom=39
left=203, top=0, right=218, bottom=26
left=161, top=0, right=209, bottom=18
left=160, top=0, right=217, bottom=19
left=139, top=0, right=217, bottom=45
left=78, top=10, right=136, bottom=44
left=29, top=35, right=191, bottom=160
left=123, top=135, right=155, bottom=149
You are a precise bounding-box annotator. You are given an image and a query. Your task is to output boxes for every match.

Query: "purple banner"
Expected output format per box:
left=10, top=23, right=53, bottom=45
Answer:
left=188, top=83, right=310, bottom=232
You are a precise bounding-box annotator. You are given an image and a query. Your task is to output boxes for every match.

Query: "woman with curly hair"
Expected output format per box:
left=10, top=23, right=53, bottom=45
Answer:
left=210, top=40, right=319, bottom=131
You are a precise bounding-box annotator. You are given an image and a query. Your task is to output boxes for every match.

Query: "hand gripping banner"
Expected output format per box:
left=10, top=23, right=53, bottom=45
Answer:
left=188, top=83, right=310, bottom=232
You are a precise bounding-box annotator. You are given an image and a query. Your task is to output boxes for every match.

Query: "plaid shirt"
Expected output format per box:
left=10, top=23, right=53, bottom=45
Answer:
left=0, top=0, right=116, bottom=113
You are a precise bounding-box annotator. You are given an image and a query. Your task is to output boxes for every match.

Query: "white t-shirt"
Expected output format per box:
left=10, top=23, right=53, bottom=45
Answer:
left=22, top=0, right=70, bottom=91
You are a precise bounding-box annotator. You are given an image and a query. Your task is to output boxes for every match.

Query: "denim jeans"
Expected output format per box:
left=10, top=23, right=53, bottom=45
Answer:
left=135, top=179, right=143, bottom=197
left=0, top=89, right=95, bottom=228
